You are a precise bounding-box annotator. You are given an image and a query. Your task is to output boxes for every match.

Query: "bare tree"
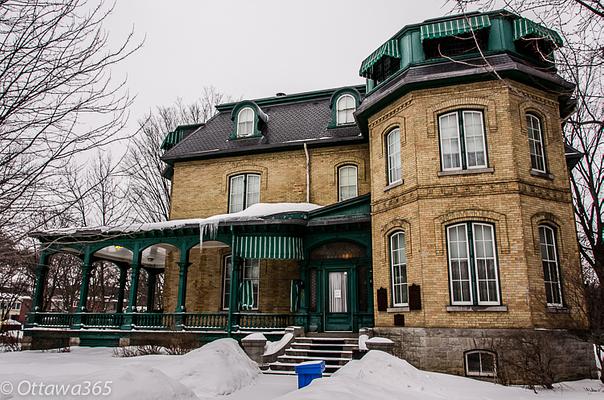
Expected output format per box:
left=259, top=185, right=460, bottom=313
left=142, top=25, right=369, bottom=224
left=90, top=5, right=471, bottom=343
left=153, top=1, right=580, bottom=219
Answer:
left=0, top=234, right=35, bottom=319
left=0, top=0, right=142, bottom=244
left=124, top=89, right=234, bottom=223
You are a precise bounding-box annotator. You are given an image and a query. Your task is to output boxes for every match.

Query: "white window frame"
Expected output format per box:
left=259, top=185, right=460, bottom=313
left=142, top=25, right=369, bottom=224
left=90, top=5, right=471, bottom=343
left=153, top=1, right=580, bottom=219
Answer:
left=390, top=231, right=408, bottom=307
left=447, top=222, right=500, bottom=306
left=338, top=164, right=358, bottom=202
left=237, top=107, right=255, bottom=137
left=386, top=128, right=402, bottom=185
left=439, top=110, right=488, bottom=172
left=465, top=350, right=497, bottom=377
left=228, top=173, right=260, bottom=213
left=222, top=256, right=260, bottom=310
left=527, top=113, right=547, bottom=173
left=336, top=94, right=356, bottom=125
left=539, top=225, right=563, bottom=307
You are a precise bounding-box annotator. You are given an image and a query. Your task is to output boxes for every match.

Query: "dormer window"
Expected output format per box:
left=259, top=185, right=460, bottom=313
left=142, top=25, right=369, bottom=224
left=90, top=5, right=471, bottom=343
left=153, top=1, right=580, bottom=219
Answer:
left=336, top=94, right=356, bottom=125
left=237, top=107, right=255, bottom=137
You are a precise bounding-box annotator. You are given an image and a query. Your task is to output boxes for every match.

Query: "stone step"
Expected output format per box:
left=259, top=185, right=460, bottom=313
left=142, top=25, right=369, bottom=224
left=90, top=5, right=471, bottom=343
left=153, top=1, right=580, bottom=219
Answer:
left=290, top=342, right=357, bottom=350
left=268, top=361, right=342, bottom=374
left=262, top=369, right=333, bottom=377
left=294, top=337, right=358, bottom=344
left=277, top=355, right=352, bottom=364
left=285, top=348, right=353, bottom=355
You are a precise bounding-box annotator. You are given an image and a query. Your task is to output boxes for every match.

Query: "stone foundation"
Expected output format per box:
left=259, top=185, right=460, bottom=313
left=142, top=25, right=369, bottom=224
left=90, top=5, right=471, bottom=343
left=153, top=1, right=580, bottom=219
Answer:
left=372, top=327, right=597, bottom=384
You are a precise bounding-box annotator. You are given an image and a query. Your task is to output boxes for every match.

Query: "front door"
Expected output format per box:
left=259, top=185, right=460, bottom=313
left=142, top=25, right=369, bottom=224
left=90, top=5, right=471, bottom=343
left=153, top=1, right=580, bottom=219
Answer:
left=324, top=270, right=352, bottom=331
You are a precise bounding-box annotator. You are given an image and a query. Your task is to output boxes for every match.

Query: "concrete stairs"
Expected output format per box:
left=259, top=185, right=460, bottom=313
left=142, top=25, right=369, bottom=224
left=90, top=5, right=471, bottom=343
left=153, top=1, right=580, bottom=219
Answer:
left=264, top=335, right=358, bottom=376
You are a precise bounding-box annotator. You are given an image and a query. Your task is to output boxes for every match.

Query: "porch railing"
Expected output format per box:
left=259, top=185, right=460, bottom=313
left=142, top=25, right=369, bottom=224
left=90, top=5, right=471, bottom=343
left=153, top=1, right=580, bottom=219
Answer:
left=28, top=312, right=305, bottom=332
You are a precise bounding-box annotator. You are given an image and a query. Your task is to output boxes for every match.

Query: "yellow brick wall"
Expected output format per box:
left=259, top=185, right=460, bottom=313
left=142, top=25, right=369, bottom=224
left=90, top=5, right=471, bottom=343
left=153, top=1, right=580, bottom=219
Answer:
left=368, top=80, right=587, bottom=330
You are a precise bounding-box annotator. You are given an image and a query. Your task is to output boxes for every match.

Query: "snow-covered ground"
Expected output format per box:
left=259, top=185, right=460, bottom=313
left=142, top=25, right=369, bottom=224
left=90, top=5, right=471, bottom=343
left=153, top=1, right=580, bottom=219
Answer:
left=0, top=340, right=601, bottom=400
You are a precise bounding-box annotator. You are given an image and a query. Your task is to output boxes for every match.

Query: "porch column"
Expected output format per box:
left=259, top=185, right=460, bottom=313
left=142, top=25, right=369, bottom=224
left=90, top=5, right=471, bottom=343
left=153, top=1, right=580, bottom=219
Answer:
left=77, top=250, right=93, bottom=312
left=145, top=268, right=158, bottom=312
left=115, top=262, right=128, bottom=313
left=175, top=251, right=190, bottom=313
left=126, top=263, right=141, bottom=313
left=32, top=250, right=50, bottom=312
left=227, top=254, right=240, bottom=336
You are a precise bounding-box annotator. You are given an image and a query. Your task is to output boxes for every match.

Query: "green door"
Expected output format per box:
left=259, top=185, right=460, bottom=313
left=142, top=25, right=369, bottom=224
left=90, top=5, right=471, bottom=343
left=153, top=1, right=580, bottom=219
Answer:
left=324, top=269, right=352, bottom=331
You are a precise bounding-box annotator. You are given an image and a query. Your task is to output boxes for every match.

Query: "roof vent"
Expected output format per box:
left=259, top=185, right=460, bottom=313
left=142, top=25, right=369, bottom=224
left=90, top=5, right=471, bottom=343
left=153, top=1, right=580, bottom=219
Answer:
left=275, top=92, right=286, bottom=97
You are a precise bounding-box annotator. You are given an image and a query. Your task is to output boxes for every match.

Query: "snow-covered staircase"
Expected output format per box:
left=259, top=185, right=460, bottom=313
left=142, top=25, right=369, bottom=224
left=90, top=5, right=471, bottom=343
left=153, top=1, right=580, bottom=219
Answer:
left=264, top=335, right=358, bottom=376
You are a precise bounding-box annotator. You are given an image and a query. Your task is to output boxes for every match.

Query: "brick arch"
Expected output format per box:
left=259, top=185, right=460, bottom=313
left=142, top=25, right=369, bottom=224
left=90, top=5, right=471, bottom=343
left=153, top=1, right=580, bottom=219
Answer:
left=434, top=209, right=510, bottom=255
left=518, top=101, right=557, bottom=141
left=530, top=211, right=565, bottom=254
left=425, top=97, right=497, bottom=138
left=380, top=218, right=413, bottom=262
left=221, top=165, right=269, bottom=193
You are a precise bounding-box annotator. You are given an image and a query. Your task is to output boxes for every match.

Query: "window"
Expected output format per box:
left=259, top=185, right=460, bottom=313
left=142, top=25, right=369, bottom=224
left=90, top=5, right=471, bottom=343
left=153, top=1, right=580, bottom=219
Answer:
left=447, top=222, right=500, bottom=305
left=465, top=350, right=496, bottom=377
left=390, top=231, right=408, bottom=306
left=527, top=114, right=547, bottom=173
left=386, top=128, right=402, bottom=184
left=338, top=165, right=358, bottom=201
left=336, top=94, right=356, bottom=125
left=229, top=173, right=260, bottom=213
left=237, top=107, right=255, bottom=137
left=439, top=110, right=487, bottom=171
left=222, top=256, right=260, bottom=310
left=539, top=225, right=563, bottom=306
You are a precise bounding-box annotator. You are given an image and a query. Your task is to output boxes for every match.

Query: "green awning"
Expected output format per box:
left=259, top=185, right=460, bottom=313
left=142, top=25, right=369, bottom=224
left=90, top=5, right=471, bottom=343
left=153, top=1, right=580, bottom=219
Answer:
left=513, top=18, right=563, bottom=47
left=234, top=235, right=304, bottom=260
left=160, top=130, right=184, bottom=151
left=359, top=40, right=401, bottom=78
left=420, top=15, right=491, bottom=41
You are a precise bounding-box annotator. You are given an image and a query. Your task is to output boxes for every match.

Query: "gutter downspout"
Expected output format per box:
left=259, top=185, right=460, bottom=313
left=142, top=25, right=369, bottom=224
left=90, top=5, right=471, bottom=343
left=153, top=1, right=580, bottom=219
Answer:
left=304, top=143, right=310, bottom=203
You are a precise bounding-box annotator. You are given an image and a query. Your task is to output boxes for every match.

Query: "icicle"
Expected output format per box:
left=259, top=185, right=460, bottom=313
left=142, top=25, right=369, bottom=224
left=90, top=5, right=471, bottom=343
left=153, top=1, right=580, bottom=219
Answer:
left=198, top=220, right=220, bottom=257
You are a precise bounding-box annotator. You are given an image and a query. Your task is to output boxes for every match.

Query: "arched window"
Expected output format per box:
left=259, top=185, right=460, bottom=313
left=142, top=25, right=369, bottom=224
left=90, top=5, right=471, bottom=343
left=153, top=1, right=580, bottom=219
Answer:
left=386, top=128, right=401, bottom=184
left=229, top=173, right=260, bottom=213
left=527, top=113, right=546, bottom=173
left=538, top=225, right=563, bottom=306
left=439, top=110, right=487, bottom=171
left=389, top=231, right=408, bottom=306
left=336, top=94, right=356, bottom=125
left=237, top=107, right=255, bottom=137
left=465, top=350, right=496, bottom=377
left=446, top=222, right=500, bottom=305
left=338, top=165, right=358, bottom=201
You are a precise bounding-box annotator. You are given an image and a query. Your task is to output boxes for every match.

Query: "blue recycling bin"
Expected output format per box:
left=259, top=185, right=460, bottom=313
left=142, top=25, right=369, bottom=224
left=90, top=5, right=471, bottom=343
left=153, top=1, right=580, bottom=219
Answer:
left=295, top=360, right=325, bottom=389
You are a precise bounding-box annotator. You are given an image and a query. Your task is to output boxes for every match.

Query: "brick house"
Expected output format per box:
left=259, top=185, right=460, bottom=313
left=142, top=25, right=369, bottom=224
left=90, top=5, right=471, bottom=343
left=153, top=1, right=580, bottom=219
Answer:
left=25, top=10, right=595, bottom=381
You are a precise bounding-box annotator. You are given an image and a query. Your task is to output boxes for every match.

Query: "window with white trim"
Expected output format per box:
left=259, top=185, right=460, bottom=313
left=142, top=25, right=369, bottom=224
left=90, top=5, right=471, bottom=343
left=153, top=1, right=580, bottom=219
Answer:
left=338, top=165, right=358, bottom=201
left=222, top=255, right=260, bottom=310
left=386, top=128, right=401, bottom=184
left=229, top=173, right=260, bottom=213
left=237, top=107, right=255, bottom=137
left=527, top=114, right=547, bottom=173
left=539, top=225, right=563, bottom=306
left=465, top=350, right=496, bottom=377
left=336, top=94, right=356, bottom=125
left=390, top=231, right=408, bottom=306
left=439, top=110, right=487, bottom=171
left=447, top=222, right=500, bottom=305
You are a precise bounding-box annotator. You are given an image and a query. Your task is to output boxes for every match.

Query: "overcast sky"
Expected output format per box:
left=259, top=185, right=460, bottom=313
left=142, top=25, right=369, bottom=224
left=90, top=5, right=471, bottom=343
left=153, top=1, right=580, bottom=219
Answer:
left=103, top=0, right=460, bottom=133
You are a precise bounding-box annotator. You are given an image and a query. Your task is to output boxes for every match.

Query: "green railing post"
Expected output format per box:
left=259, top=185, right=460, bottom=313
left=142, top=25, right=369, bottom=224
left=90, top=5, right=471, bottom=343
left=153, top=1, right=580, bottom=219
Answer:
left=175, top=246, right=190, bottom=330
left=115, top=262, right=128, bottom=314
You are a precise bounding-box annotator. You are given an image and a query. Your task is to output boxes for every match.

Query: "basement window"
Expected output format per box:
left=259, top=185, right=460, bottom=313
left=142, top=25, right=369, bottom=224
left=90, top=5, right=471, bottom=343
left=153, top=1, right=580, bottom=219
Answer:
left=465, top=350, right=496, bottom=377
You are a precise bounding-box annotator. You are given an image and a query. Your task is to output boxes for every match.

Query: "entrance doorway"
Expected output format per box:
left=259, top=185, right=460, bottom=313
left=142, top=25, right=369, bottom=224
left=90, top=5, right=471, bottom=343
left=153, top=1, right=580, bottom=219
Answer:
left=325, top=269, right=352, bottom=331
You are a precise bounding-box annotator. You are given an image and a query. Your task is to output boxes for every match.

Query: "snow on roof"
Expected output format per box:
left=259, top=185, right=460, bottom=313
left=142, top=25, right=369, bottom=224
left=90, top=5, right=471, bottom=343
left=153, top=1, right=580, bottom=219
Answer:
left=33, top=202, right=321, bottom=237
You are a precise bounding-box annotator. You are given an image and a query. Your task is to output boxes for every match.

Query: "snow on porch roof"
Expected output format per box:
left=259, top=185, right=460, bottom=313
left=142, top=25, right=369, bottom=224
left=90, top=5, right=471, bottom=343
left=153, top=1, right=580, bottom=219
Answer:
left=31, top=203, right=321, bottom=239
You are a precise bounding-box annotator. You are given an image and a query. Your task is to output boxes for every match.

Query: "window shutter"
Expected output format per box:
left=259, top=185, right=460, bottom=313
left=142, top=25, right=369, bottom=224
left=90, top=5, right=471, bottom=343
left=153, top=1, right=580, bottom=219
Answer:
left=409, top=284, right=422, bottom=310
left=377, top=287, right=388, bottom=311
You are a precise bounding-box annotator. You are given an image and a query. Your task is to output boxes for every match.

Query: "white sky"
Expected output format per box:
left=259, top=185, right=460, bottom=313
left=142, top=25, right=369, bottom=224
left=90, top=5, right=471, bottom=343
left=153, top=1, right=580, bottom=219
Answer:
left=104, top=0, right=457, bottom=132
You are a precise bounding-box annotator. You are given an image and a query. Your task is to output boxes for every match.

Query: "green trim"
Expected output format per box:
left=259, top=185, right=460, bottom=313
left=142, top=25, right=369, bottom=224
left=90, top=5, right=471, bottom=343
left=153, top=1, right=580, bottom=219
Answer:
left=420, top=15, right=491, bottom=41
left=359, top=40, right=401, bottom=78
left=161, top=124, right=203, bottom=150
left=513, top=18, right=563, bottom=47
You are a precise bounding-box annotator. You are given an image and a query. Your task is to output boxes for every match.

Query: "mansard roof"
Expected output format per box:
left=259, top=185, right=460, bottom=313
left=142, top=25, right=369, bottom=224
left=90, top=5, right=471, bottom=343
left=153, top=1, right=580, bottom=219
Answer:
left=162, top=85, right=365, bottom=163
